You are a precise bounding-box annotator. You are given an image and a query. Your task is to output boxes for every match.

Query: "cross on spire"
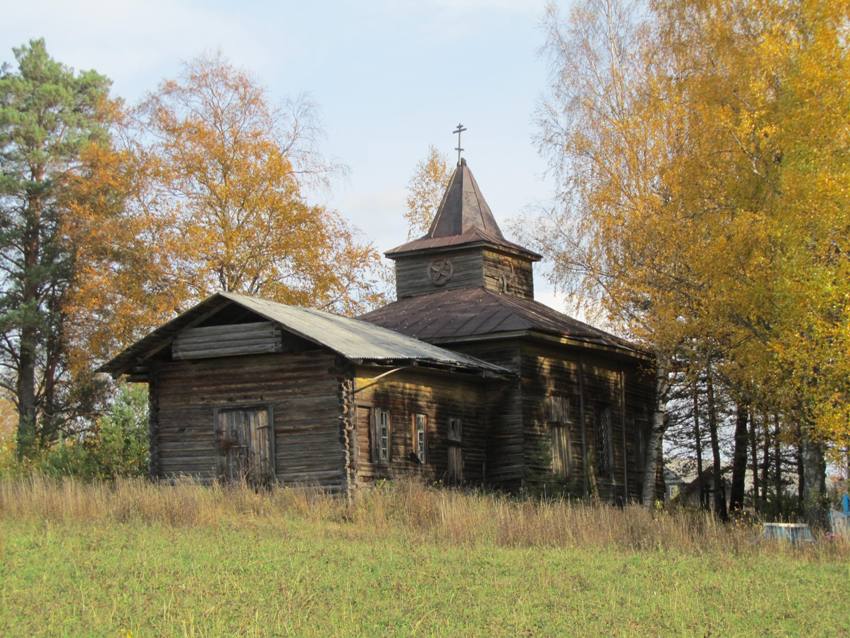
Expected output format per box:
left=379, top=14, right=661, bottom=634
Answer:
left=452, top=123, right=467, bottom=165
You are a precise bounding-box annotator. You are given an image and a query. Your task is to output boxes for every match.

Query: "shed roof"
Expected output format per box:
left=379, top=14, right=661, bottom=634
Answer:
left=100, top=292, right=511, bottom=376
left=359, top=287, right=646, bottom=356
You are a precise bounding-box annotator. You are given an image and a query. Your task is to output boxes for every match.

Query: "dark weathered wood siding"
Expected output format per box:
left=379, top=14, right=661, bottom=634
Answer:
left=152, top=351, right=348, bottom=489
left=445, top=337, right=655, bottom=499
left=351, top=367, right=494, bottom=485
left=518, top=341, right=654, bottom=501
left=394, top=247, right=535, bottom=301
left=172, top=321, right=283, bottom=360
left=148, top=324, right=654, bottom=501
left=481, top=249, right=534, bottom=299
left=394, top=249, right=484, bottom=298
left=448, top=341, right=524, bottom=489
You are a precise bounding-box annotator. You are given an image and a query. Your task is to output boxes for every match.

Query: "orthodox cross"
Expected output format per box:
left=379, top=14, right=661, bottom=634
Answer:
left=452, top=123, right=467, bottom=165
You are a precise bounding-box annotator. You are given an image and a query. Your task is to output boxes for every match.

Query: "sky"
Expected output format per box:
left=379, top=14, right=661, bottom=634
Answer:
left=1, top=0, right=570, bottom=310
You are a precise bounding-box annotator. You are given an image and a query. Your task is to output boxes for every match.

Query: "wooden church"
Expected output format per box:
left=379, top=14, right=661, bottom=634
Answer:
left=101, top=158, right=656, bottom=501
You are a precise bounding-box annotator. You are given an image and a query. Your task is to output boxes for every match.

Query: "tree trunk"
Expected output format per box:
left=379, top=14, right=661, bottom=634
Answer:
left=796, top=422, right=804, bottom=514
left=641, top=368, right=667, bottom=507
left=706, top=363, right=728, bottom=520
left=749, top=408, right=760, bottom=512
left=692, top=382, right=706, bottom=510
left=760, top=410, right=770, bottom=504
left=773, top=413, right=782, bottom=506
left=15, top=188, right=42, bottom=459
left=16, top=323, right=37, bottom=458
left=730, top=402, right=749, bottom=512
left=800, top=424, right=828, bottom=528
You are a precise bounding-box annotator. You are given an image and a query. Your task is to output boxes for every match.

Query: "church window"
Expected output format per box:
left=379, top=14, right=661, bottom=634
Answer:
left=546, top=395, right=572, bottom=478
left=448, top=417, right=462, bottom=443
left=413, top=413, right=427, bottom=463
left=550, top=424, right=571, bottom=478
left=372, top=408, right=391, bottom=464
left=428, top=259, right=454, bottom=286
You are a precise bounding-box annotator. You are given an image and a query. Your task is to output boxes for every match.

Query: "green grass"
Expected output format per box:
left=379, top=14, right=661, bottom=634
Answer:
left=2, top=514, right=848, bottom=637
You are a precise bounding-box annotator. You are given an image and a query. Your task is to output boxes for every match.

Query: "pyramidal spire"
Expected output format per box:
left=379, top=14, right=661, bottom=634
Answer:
left=426, top=158, right=505, bottom=240
left=385, top=157, right=541, bottom=261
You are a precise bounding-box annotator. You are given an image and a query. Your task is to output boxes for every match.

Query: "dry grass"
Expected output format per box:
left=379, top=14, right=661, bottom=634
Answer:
left=3, top=476, right=848, bottom=635
left=2, top=475, right=846, bottom=559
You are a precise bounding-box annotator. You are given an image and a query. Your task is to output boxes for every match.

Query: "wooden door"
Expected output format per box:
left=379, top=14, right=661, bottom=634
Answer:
left=215, top=407, right=274, bottom=485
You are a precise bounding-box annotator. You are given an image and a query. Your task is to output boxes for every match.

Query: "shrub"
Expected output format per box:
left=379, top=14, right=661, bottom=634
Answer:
left=0, top=383, right=148, bottom=480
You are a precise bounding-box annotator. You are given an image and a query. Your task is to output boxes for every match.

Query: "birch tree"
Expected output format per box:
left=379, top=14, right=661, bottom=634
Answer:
left=404, top=145, right=451, bottom=238
left=535, top=0, right=850, bottom=515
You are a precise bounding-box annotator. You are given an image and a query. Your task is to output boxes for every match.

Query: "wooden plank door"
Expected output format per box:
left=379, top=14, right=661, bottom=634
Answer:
left=216, top=407, right=274, bottom=485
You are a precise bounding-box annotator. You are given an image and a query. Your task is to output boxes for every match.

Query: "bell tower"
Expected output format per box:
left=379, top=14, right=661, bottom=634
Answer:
left=385, top=158, right=541, bottom=300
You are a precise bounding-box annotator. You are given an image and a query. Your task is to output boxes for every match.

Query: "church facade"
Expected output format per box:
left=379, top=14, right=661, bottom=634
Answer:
left=101, top=159, right=656, bottom=501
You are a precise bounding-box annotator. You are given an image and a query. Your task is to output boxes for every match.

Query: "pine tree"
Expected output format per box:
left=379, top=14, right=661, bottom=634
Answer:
left=0, top=39, right=114, bottom=456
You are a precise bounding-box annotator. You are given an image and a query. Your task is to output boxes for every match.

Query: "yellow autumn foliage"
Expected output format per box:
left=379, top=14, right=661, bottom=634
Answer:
left=63, top=54, right=386, bottom=377
left=536, top=0, right=850, bottom=446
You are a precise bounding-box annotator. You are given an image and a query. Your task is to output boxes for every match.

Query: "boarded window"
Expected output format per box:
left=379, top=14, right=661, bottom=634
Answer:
left=595, top=406, right=613, bottom=476
left=448, top=417, right=462, bottom=443
left=372, top=408, right=391, bottom=464
left=214, top=406, right=274, bottom=485
left=550, top=424, right=571, bottom=478
left=546, top=395, right=572, bottom=478
left=413, top=413, right=427, bottom=464
left=447, top=417, right=463, bottom=482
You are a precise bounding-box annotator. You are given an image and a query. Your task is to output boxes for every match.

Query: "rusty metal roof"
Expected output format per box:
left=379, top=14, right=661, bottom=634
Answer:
left=359, top=288, right=644, bottom=355
left=100, top=292, right=512, bottom=376
left=385, top=159, right=541, bottom=260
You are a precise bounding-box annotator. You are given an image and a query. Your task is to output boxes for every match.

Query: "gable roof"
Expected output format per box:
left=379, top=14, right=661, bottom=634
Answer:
left=385, top=159, right=541, bottom=260
left=100, top=292, right=512, bottom=377
left=359, top=288, right=646, bottom=357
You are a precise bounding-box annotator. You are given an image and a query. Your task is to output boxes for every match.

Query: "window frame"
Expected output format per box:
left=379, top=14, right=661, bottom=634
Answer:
left=447, top=416, right=462, bottom=444
left=372, top=407, right=391, bottom=464
left=413, top=413, right=427, bottom=464
left=549, top=421, right=571, bottom=479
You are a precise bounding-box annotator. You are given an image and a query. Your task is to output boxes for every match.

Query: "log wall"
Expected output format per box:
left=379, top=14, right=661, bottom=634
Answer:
left=152, top=350, right=348, bottom=489
left=394, top=249, right=483, bottom=298
left=350, top=367, right=494, bottom=485
left=519, top=341, right=655, bottom=501
left=481, top=249, right=534, bottom=299
left=394, top=248, right=535, bottom=300
left=448, top=341, right=524, bottom=489
left=172, top=321, right=283, bottom=360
